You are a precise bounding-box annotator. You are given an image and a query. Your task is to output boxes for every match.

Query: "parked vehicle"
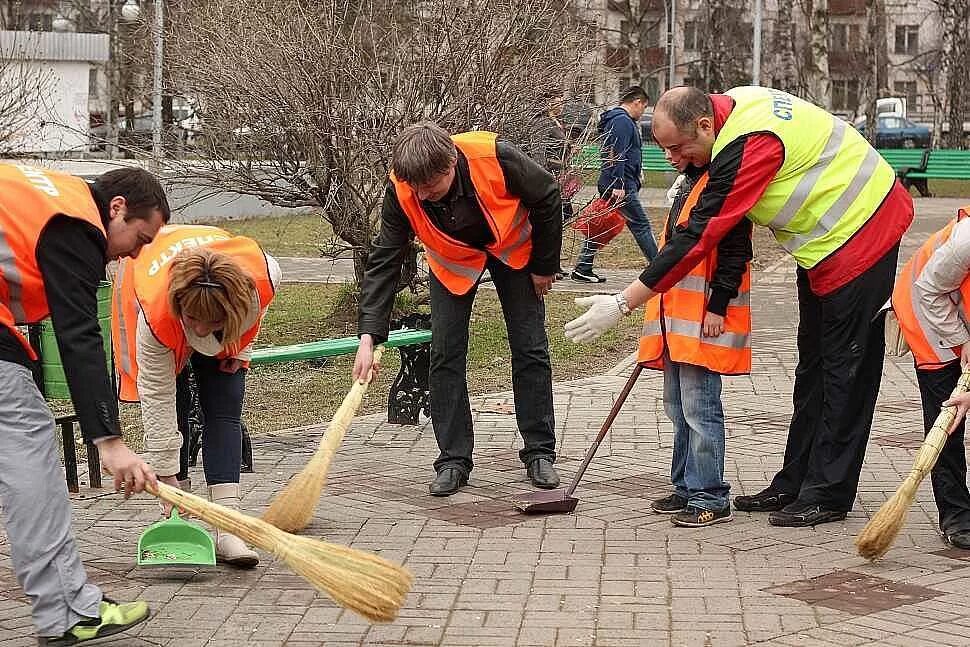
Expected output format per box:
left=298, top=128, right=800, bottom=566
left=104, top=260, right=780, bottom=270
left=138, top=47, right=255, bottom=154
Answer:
left=854, top=115, right=931, bottom=149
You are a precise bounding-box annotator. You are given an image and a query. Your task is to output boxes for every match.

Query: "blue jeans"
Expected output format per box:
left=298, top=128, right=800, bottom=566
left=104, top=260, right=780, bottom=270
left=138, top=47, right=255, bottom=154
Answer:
left=575, top=190, right=658, bottom=273
left=664, top=354, right=730, bottom=510
left=175, top=353, right=247, bottom=485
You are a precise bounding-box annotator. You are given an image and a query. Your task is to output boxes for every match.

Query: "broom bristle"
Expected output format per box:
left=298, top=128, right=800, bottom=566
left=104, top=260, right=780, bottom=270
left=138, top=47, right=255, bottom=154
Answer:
left=150, top=482, right=413, bottom=621
left=262, top=347, right=384, bottom=532
left=854, top=373, right=967, bottom=561
left=855, top=477, right=919, bottom=560
left=262, top=460, right=327, bottom=532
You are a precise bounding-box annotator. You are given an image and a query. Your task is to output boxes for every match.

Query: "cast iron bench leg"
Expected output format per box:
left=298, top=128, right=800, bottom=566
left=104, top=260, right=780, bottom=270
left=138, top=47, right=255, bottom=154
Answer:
left=60, top=418, right=79, bottom=494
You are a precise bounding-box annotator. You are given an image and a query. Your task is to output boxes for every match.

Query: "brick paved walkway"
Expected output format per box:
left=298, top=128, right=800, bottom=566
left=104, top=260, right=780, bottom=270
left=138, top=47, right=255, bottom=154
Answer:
left=2, top=198, right=970, bottom=646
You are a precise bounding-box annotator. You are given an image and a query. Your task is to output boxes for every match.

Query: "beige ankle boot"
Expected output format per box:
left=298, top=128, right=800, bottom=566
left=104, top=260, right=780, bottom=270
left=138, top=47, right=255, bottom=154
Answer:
left=208, top=483, right=259, bottom=568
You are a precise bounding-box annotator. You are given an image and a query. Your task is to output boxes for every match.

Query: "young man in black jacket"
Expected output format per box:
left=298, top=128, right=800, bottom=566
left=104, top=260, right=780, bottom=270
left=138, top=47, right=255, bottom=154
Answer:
left=0, top=163, right=167, bottom=644
left=354, top=122, right=562, bottom=496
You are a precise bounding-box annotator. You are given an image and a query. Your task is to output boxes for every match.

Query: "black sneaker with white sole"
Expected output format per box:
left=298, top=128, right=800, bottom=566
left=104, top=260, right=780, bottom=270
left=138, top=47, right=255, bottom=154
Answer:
left=651, top=493, right=688, bottom=514
left=570, top=269, right=607, bottom=283
left=671, top=505, right=733, bottom=527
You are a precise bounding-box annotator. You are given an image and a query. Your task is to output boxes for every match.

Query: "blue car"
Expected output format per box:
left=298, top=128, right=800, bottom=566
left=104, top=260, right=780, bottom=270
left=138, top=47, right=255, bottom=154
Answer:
left=856, top=116, right=931, bottom=149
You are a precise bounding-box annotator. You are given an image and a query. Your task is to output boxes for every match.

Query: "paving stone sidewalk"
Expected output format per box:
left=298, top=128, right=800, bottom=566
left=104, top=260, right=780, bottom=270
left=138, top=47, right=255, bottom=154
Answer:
left=2, top=197, right=970, bottom=646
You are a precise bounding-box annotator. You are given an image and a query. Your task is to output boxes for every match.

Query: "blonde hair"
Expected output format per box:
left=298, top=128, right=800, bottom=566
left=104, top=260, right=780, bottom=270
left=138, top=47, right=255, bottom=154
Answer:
left=168, top=248, right=255, bottom=354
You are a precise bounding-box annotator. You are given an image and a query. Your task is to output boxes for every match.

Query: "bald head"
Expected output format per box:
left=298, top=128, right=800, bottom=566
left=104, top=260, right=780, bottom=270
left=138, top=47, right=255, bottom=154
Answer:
left=655, top=86, right=713, bottom=136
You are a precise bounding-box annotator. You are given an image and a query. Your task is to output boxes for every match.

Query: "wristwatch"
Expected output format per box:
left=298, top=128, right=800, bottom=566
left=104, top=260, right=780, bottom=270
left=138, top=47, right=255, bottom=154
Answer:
left=614, top=292, right=632, bottom=316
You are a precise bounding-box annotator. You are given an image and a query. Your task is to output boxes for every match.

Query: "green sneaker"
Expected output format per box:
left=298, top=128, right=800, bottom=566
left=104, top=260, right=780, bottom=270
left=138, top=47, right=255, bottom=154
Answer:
left=42, top=598, right=150, bottom=645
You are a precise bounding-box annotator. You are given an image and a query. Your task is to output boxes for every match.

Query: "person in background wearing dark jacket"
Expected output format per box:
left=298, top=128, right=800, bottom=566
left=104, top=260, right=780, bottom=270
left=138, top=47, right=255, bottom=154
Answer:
left=566, top=86, right=913, bottom=528
left=0, top=164, right=168, bottom=644
left=354, top=122, right=562, bottom=497
left=572, top=85, right=659, bottom=283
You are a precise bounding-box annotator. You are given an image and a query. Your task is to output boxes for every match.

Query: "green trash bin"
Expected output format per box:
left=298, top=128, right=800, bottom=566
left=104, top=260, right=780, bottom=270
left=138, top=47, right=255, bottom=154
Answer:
left=38, top=281, right=113, bottom=399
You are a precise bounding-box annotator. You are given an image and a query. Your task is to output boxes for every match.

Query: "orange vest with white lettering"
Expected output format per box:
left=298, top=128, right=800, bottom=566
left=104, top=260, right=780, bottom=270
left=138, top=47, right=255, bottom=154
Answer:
left=892, top=205, right=970, bottom=370
left=637, top=174, right=752, bottom=374
left=390, top=131, right=533, bottom=295
left=0, top=163, right=105, bottom=360
left=112, top=225, right=274, bottom=401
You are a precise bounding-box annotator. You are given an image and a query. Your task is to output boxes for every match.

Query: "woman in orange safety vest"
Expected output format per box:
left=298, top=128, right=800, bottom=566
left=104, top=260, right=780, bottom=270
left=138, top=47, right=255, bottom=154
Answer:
left=112, top=224, right=279, bottom=566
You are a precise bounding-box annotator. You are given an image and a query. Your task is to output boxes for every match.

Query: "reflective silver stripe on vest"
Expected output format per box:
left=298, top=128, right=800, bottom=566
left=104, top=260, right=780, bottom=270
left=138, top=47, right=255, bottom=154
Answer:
left=114, top=260, right=132, bottom=374
left=424, top=246, right=484, bottom=283
left=782, top=145, right=884, bottom=253
left=910, top=253, right=959, bottom=364
left=670, top=274, right=751, bottom=307
left=492, top=206, right=532, bottom=266
left=641, top=318, right=662, bottom=337
left=0, top=225, right=26, bottom=323
left=663, top=316, right=750, bottom=349
left=769, top=117, right=847, bottom=231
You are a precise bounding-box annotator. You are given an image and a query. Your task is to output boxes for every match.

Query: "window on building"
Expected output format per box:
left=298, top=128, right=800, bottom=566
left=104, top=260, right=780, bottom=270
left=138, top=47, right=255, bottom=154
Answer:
left=894, top=80, right=918, bottom=112
left=684, top=21, right=699, bottom=51
left=894, top=25, right=919, bottom=55
left=831, top=23, right=861, bottom=52
left=21, top=12, right=54, bottom=31
left=832, top=79, right=861, bottom=112
left=89, top=68, right=99, bottom=97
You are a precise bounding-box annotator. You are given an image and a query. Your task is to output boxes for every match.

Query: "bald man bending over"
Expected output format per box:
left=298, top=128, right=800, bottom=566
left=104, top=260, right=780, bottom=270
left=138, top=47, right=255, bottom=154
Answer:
left=565, top=86, right=913, bottom=528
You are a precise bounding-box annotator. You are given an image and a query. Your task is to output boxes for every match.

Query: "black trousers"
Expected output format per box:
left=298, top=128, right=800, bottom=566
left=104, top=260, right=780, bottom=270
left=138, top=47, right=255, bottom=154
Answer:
left=916, top=361, right=970, bottom=533
left=429, top=256, right=556, bottom=476
left=770, top=244, right=899, bottom=510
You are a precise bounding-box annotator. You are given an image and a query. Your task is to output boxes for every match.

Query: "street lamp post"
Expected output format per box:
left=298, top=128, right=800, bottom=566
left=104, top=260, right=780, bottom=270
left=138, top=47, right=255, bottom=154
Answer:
left=752, top=0, right=763, bottom=85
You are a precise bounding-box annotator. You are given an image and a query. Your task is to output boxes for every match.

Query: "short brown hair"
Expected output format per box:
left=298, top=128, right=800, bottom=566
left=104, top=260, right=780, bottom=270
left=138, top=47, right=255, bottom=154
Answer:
left=655, top=86, right=714, bottom=136
left=168, top=248, right=256, bottom=353
left=391, top=122, right=457, bottom=185
left=92, top=167, right=171, bottom=222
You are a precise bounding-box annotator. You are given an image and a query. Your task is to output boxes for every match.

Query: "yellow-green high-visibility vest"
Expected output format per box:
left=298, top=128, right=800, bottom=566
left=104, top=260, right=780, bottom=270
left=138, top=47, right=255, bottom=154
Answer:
left=713, top=86, right=896, bottom=268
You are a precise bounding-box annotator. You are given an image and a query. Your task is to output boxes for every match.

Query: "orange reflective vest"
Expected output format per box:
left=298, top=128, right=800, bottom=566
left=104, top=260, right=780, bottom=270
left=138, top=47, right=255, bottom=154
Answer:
left=0, top=163, right=105, bottom=360
left=390, top=131, right=533, bottom=295
left=637, top=174, right=752, bottom=374
left=892, top=205, right=970, bottom=370
left=112, top=225, right=274, bottom=401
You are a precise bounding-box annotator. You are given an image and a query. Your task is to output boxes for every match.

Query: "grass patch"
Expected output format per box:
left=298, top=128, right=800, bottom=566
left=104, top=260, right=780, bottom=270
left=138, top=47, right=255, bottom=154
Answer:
left=242, top=283, right=640, bottom=435
left=218, top=212, right=333, bottom=257
left=921, top=179, right=970, bottom=198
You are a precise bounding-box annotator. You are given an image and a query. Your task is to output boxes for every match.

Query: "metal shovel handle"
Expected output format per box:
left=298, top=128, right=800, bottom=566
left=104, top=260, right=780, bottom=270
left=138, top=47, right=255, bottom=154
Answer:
left=565, top=363, right=644, bottom=496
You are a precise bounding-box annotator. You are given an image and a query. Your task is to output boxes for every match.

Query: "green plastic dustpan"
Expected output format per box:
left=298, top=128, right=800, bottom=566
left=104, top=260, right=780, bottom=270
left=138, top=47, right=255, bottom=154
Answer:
left=137, top=510, right=216, bottom=567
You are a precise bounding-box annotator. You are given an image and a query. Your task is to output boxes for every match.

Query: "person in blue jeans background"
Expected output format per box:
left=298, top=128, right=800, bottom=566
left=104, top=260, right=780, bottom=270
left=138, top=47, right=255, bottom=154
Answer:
left=636, top=169, right=753, bottom=527
left=572, top=85, right=658, bottom=283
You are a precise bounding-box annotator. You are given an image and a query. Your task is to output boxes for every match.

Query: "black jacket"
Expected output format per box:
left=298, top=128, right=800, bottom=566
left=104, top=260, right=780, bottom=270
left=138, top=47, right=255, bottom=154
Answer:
left=0, top=184, right=121, bottom=444
left=664, top=168, right=752, bottom=316
left=358, top=139, right=562, bottom=344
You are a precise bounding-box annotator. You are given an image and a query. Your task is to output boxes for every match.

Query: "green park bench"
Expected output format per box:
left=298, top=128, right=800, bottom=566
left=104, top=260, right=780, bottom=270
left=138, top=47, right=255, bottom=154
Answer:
left=899, top=149, right=970, bottom=197
left=877, top=148, right=929, bottom=175
left=574, top=145, right=672, bottom=174
left=179, top=315, right=434, bottom=473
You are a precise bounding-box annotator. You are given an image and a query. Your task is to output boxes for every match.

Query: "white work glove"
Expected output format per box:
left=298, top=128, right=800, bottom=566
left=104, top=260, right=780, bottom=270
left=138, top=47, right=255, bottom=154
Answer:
left=665, top=174, right=686, bottom=204
left=564, top=294, right=624, bottom=343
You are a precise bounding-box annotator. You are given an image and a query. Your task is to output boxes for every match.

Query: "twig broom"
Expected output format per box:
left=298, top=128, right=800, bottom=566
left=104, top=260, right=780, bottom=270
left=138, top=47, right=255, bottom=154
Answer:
left=147, top=480, right=411, bottom=621
left=263, top=346, right=385, bottom=532
left=855, top=368, right=970, bottom=561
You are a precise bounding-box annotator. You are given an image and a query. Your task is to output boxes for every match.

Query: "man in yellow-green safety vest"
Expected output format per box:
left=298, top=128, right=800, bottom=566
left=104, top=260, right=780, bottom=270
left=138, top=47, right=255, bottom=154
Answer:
left=565, top=85, right=914, bottom=528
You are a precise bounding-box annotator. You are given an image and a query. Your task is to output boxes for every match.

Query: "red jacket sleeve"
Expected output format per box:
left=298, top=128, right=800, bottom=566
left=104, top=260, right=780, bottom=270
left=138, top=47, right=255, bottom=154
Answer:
left=639, top=133, right=783, bottom=293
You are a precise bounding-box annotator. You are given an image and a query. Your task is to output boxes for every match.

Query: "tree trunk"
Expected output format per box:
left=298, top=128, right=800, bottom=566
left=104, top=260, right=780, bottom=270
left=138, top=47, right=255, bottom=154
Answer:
left=941, top=0, right=969, bottom=148
left=863, top=0, right=887, bottom=141
left=806, top=0, right=830, bottom=109
left=774, top=0, right=797, bottom=92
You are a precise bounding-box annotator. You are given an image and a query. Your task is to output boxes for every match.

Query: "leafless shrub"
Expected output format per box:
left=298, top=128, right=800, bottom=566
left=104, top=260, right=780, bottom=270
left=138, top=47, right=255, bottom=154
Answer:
left=164, top=0, right=599, bottom=285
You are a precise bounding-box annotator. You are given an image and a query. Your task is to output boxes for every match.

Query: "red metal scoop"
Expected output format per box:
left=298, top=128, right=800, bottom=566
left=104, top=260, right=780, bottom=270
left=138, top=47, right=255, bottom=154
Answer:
left=513, top=365, right=643, bottom=514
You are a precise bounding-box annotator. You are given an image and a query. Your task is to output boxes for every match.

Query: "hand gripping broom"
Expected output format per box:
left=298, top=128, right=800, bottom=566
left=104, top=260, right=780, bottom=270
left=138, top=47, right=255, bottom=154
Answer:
left=147, top=480, right=412, bottom=621
left=856, top=368, right=970, bottom=561
left=263, top=346, right=385, bottom=533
